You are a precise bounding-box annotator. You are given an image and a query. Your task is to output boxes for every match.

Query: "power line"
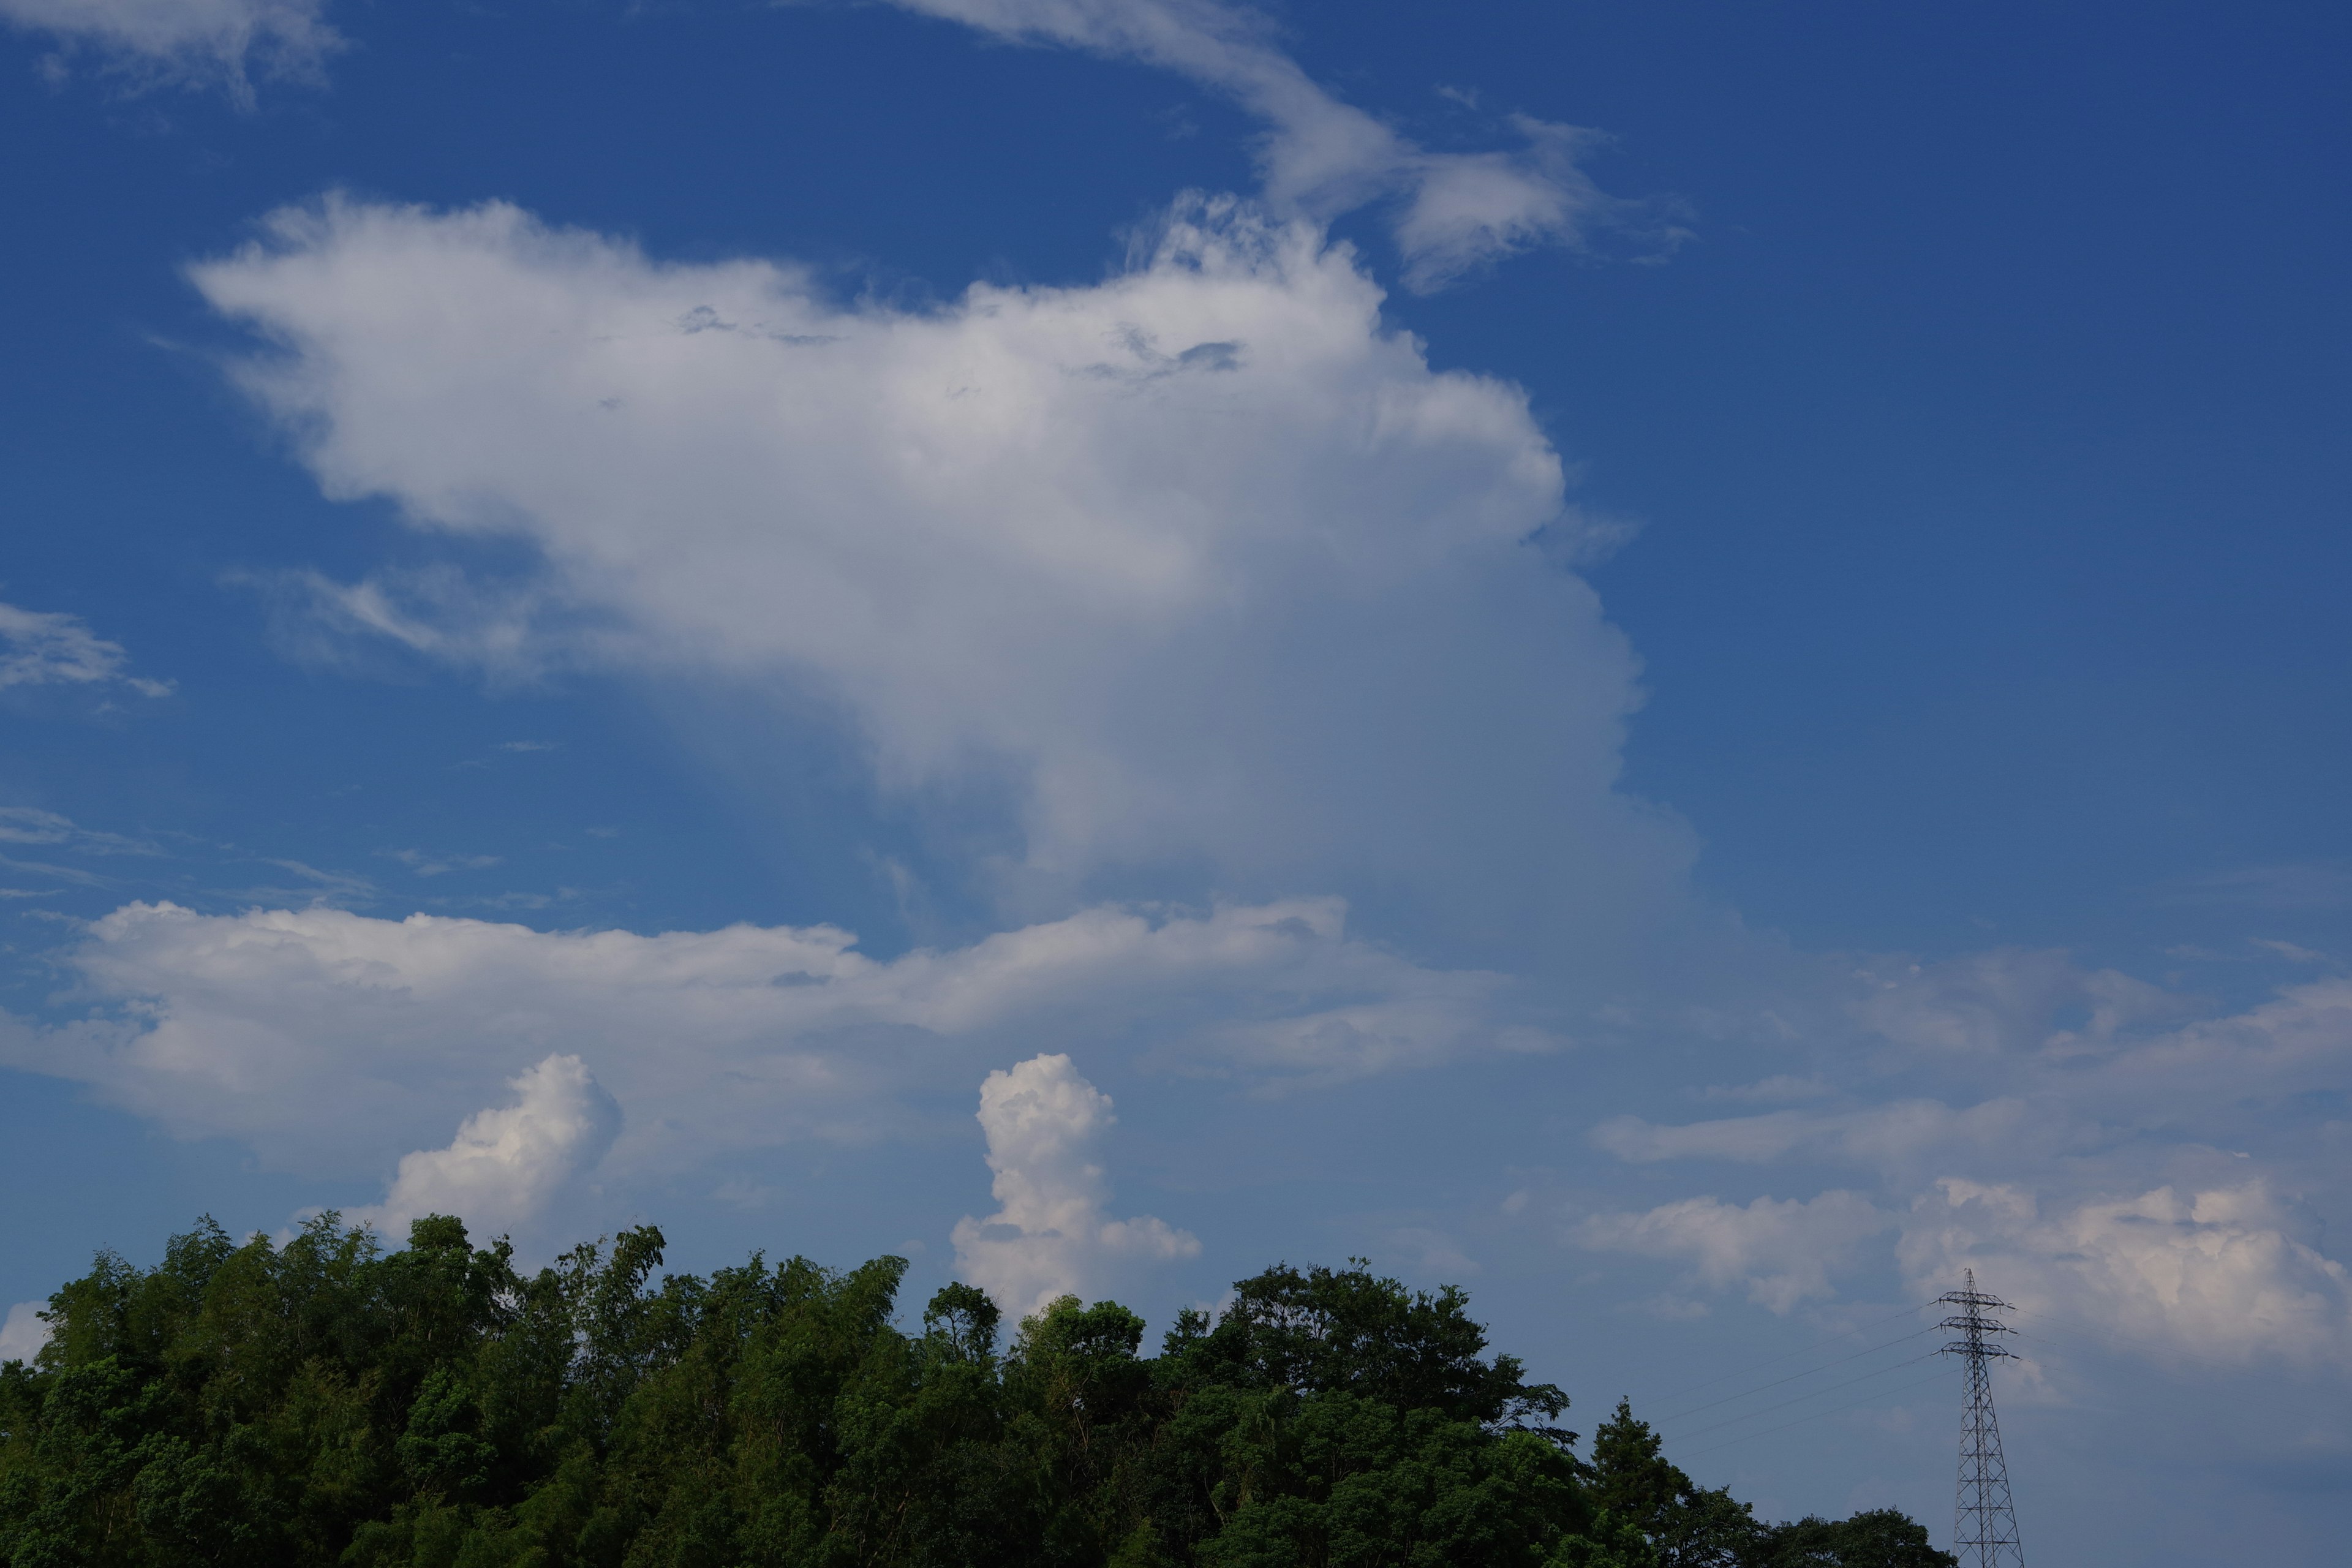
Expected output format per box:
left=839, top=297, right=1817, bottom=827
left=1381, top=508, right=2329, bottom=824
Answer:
left=1668, top=1351, right=1943, bottom=1445
left=2003, top=1297, right=2239, bottom=1373
left=1679, top=1365, right=1956, bottom=1463
left=1645, top=1299, right=1936, bottom=1404
left=1940, top=1270, right=2025, bottom=1568
left=1653, top=1324, right=1939, bottom=1423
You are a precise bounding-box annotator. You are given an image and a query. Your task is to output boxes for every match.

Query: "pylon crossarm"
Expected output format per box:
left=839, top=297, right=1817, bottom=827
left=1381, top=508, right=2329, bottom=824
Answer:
left=1943, top=1271, right=2024, bottom=1567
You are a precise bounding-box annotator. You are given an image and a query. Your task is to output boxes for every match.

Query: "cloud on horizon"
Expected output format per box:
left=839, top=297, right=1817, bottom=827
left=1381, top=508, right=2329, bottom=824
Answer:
left=349, top=1052, right=621, bottom=1247
left=951, top=1052, right=1197, bottom=1314
left=1571, top=952, right=2352, bottom=1370
left=0, top=1301, right=47, bottom=1365
left=0, top=895, right=1536, bottom=1183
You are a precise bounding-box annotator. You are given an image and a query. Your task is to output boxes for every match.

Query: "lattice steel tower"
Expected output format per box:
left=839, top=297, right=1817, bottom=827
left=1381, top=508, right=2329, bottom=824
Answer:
left=1937, top=1271, right=2024, bottom=1568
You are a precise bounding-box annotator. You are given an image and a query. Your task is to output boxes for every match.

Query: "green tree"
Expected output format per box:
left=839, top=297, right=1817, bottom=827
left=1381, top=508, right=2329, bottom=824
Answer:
left=0, top=1218, right=1950, bottom=1568
left=1752, top=1509, right=1954, bottom=1568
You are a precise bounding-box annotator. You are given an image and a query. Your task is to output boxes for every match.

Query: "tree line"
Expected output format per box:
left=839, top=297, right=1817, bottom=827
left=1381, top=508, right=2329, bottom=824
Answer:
left=0, top=1214, right=1953, bottom=1567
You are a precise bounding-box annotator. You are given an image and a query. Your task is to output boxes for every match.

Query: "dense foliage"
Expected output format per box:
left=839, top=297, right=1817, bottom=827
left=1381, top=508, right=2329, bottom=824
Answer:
left=0, top=1216, right=1953, bottom=1568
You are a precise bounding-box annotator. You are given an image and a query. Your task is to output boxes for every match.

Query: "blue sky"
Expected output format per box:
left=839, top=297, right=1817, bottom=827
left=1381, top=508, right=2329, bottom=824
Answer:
left=2, top=1, right=2348, bottom=1560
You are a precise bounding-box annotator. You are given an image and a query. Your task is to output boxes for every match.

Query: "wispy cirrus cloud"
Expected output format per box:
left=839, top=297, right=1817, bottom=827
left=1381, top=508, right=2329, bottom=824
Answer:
left=382, top=848, right=504, bottom=878
left=0, top=807, right=161, bottom=856
left=888, top=0, right=1687, bottom=288
left=2158, top=861, right=2352, bottom=913
left=1850, top=946, right=2184, bottom=1058
left=0, top=0, right=340, bottom=103
left=1593, top=1098, right=2045, bottom=1172
left=0, top=600, right=171, bottom=699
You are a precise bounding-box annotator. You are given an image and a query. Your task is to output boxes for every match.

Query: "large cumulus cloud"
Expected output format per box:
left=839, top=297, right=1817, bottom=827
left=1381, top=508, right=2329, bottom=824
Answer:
left=190, top=194, right=1695, bottom=966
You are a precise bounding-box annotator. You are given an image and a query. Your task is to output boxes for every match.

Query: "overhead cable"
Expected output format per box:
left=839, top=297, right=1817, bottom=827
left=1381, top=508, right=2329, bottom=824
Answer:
left=1644, top=1298, right=1935, bottom=1404
left=1668, top=1351, right=1943, bottom=1446
left=1653, top=1324, right=1938, bottom=1425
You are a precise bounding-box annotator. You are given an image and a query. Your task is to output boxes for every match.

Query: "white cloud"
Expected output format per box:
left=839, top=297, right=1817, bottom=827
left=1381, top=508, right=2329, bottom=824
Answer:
left=1593, top=1098, right=2038, bottom=1170
left=0, top=806, right=160, bottom=854
left=1901, top=1178, right=2352, bottom=1368
left=383, top=848, right=504, bottom=877
left=2159, top=861, right=2352, bottom=911
left=0, top=1300, right=49, bottom=1364
left=2101, top=974, right=2352, bottom=1109
left=237, top=564, right=567, bottom=679
left=0, top=600, right=171, bottom=698
left=1620, top=966, right=2352, bottom=1177
left=951, top=1052, right=1197, bottom=1314
left=1852, top=947, right=2180, bottom=1058
left=0, top=0, right=338, bottom=101
left=189, top=194, right=1693, bottom=954
left=1, top=896, right=1527, bottom=1180
left=1583, top=955, right=2352, bottom=1368
left=1577, top=1190, right=1890, bottom=1313
left=1383, top=1225, right=1478, bottom=1278
left=0, top=807, right=165, bottom=891
left=350, top=1053, right=620, bottom=1244
left=888, top=0, right=1683, bottom=288
left=1699, top=1074, right=1831, bottom=1104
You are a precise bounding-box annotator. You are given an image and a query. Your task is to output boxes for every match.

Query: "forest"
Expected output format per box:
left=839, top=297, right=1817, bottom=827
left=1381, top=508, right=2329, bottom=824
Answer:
left=0, top=1215, right=1953, bottom=1567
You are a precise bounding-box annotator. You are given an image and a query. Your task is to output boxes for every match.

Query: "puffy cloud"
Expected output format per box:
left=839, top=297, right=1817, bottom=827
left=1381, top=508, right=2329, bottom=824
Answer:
left=1577, top=1190, right=1890, bottom=1313
left=888, top=0, right=1683, bottom=288
left=2, top=896, right=1526, bottom=1180
left=1901, top=1178, right=2352, bottom=1367
left=951, top=1052, right=1197, bottom=1314
left=0, top=0, right=338, bottom=100
left=0, top=1301, right=48, bottom=1365
left=350, top=1054, right=620, bottom=1244
left=0, top=600, right=170, bottom=698
left=189, top=194, right=1693, bottom=957
left=1585, top=956, right=2352, bottom=1366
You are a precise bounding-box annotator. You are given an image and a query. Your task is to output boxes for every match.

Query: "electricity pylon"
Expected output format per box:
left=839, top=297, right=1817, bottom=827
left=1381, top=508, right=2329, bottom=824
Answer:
left=1936, top=1270, right=2024, bottom=1568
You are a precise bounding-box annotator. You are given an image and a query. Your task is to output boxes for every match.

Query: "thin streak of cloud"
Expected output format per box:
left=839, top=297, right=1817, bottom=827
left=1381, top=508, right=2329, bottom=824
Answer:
left=0, top=601, right=172, bottom=700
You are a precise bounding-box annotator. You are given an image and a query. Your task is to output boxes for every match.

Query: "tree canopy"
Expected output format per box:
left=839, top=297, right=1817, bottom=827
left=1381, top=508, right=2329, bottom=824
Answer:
left=0, top=1215, right=1952, bottom=1568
